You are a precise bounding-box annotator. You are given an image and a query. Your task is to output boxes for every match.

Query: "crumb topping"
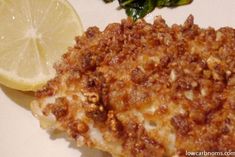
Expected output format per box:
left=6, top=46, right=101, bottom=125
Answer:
left=34, top=15, right=235, bottom=157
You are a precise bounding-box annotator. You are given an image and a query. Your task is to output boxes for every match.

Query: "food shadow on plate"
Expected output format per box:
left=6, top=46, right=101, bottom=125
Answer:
left=50, top=132, right=111, bottom=157
left=0, top=85, right=34, bottom=111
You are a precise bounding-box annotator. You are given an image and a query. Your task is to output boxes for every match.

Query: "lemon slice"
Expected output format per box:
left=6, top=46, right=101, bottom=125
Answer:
left=0, top=0, right=83, bottom=91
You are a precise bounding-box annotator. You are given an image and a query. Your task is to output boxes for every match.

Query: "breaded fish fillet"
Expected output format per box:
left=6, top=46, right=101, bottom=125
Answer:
left=31, top=15, right=235, bottom=157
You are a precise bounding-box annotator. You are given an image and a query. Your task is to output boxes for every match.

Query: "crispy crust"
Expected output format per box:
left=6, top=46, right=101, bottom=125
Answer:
left=32, top=15, right=235, bottom=157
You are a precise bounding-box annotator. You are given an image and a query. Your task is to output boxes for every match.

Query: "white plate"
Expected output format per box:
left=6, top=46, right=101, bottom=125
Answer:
left=0, top=0, right=234, bottom=157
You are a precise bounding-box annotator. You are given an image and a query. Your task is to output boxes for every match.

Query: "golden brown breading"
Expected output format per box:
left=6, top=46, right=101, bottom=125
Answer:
left=31, top=15, right=235, bottom=157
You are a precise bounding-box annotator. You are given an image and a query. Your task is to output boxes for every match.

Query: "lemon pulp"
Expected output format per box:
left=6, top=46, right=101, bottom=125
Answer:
left=0, top=0, right=83, bottom=91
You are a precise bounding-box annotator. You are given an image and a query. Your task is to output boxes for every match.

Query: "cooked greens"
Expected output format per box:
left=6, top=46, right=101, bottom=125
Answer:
left=104, top=0, right=193, bottom=20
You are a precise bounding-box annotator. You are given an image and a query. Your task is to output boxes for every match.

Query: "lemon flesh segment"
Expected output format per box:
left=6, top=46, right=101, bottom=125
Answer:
left=0, top=0, right=83, bottom=91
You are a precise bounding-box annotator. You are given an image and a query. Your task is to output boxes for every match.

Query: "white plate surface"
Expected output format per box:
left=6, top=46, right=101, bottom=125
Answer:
left=0, top=0, right=235, bottom=157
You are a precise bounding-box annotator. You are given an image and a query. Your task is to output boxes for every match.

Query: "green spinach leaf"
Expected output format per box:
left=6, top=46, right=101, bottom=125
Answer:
left=104, top=0, right=193, bottom=20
